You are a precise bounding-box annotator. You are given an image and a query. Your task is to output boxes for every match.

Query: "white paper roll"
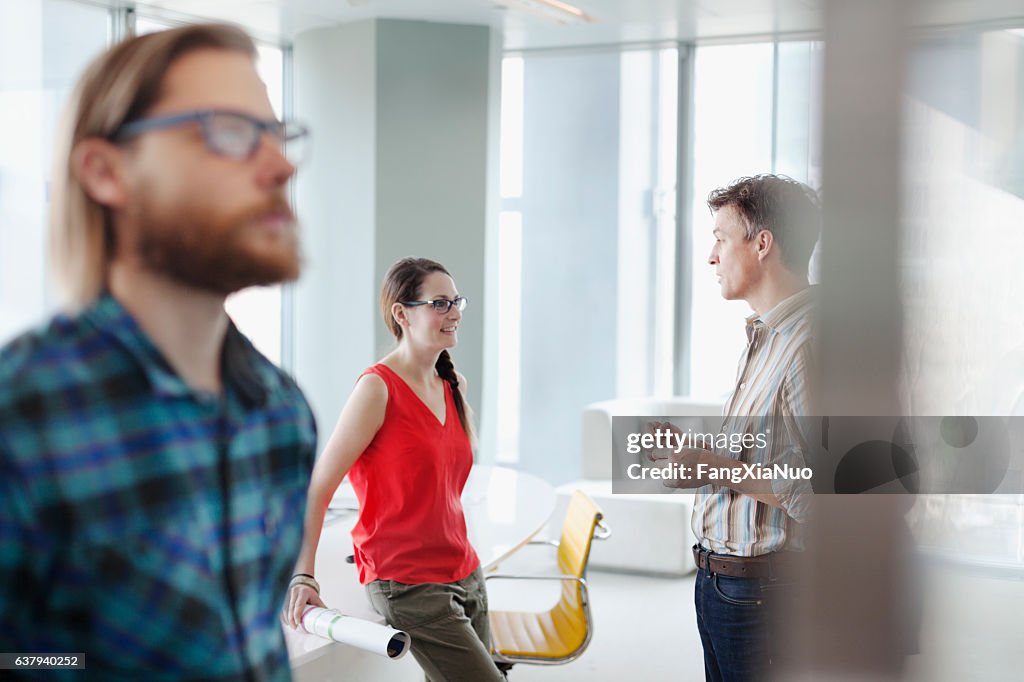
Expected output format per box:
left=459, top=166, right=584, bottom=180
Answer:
left=301, top=606, right=411, bottom=659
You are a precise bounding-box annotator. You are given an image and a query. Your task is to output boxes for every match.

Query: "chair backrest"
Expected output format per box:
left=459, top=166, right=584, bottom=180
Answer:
left=557, top=490, right=603, bottom=578
left=530, top=490, right=603, bottom=662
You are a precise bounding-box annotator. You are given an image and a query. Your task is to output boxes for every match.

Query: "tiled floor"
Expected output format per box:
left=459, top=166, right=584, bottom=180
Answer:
left=294, top=547, right=1024, bottom=682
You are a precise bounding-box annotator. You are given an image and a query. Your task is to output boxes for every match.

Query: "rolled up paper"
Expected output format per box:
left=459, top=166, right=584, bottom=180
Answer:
left=301, top=606, right=411, bottom=659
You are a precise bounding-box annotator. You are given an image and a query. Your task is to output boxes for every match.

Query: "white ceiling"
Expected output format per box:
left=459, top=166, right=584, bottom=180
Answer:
left=131, top=0, right=1024, bottom=49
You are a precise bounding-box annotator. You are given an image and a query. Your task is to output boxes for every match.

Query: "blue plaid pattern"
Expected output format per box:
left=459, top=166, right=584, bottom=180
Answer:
left=0, top=294, right=316, bottom=681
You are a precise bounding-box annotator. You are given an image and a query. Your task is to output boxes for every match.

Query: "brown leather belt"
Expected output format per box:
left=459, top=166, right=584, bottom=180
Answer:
left=692, top=545, right=800, bottom=579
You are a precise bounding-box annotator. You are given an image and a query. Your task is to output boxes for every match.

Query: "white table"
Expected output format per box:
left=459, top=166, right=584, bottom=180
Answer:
left=285, top=465, right=555, bottom=679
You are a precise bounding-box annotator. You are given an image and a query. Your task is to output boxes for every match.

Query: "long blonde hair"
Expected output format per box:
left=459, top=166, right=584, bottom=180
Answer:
left=49, top=23, right=256, bottom=309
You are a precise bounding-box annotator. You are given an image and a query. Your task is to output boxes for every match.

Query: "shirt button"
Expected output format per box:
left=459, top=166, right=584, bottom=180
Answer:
left=739, top=382, right=746, bottom=389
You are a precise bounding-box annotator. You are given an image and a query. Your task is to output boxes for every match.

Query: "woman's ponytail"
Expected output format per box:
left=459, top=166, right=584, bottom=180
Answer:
left=435, top=349, right=475, bottom=444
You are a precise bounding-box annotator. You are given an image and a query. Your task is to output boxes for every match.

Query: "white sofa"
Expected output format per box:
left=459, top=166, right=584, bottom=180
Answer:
left=550, top=398, right=724, bottom=577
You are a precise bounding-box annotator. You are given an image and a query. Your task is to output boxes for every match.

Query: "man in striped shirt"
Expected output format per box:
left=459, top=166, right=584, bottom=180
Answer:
left=0, top=25, right=316, bottom=680
left=654, top=175, right=820, bottom=681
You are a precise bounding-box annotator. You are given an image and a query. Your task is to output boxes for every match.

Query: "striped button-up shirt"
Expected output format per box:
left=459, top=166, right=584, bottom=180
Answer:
left=0, top=294, right=316, bottom=681
left=692, top=286, right=818, bottom=556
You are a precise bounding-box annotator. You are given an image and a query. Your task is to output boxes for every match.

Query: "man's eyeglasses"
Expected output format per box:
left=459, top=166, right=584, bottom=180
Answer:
left=110, top=109, right=310, bottom=164
left=402, top=296, right=468, bottom=314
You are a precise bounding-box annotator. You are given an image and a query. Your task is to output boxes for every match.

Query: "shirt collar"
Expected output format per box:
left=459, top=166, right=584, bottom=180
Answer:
left=746, top=285, right=817, bottom=336
left=82, top=293, right=269, bottom=408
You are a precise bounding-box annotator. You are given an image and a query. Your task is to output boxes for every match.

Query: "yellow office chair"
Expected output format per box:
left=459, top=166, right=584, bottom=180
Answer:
left=487, top=490, right=610, bottom=666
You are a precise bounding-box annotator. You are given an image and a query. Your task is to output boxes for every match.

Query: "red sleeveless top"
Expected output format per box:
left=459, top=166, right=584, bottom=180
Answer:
left=347, top=363, right=479, bottom=584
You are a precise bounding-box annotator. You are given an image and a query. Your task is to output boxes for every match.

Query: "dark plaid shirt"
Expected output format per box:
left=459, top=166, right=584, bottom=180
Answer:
left=0, top=294, right=316, bottom=681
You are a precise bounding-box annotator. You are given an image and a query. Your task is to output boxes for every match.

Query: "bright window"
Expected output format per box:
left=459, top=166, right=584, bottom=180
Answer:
left=0, top=0, right=110, bottom=344
left=493, top=41, right=822, bottom=475
left=687, top=42, right=823, bottom=399
left=493, top=48, right=678, bottom=479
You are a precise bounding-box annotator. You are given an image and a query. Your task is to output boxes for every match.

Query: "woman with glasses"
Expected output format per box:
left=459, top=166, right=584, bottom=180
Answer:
left=283, top=257, right=504, bottom=682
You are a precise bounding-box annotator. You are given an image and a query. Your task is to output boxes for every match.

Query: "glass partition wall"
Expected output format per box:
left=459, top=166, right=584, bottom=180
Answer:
left=495, top=40, right=822, bottom=479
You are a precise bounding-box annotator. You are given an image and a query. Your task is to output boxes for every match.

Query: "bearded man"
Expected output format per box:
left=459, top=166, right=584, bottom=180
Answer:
left=0, top=24, right=316, bottom=681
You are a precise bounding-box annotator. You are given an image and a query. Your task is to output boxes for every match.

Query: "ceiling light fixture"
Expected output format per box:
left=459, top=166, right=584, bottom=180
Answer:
left=496, top=0, right=596, bottom=25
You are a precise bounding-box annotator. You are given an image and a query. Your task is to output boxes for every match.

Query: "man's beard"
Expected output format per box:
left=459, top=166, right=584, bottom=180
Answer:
left=133, top=193, right=302, bottom=294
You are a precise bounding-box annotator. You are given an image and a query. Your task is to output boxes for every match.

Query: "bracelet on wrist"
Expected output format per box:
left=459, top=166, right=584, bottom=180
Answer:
left=289, top=575, right=320, bottom=594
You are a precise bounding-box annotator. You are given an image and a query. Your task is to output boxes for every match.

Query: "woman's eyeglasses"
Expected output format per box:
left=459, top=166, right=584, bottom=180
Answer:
left=110, top=108, right=310, bottom=164
left=401, top=296, right=467, bottom=314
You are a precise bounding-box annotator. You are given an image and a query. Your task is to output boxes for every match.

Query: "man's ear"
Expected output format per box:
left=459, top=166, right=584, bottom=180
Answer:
left=70, top=138, right=131, bottom=209
left=756, top=229, right=775, bottom=262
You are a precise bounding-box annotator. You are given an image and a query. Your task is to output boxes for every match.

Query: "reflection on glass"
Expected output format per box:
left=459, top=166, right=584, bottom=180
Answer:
left=902, top=28, right=1024, bottom=571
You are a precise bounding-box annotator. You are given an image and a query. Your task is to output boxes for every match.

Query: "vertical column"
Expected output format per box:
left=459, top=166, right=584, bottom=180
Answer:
left=373, top=20, right=493, bottom=419
left=479, top=28, right=505, bottom=465
left=292, top=20, right=495, bottom=446
left=674, top=43, right=696, bottom=396
left=516, top=51, right=621, bottom=483
left=292, top=20, right=378, bottom=440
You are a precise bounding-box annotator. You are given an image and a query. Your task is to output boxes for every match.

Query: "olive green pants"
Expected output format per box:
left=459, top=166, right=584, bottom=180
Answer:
left=366, top=566, right=505, bottom=682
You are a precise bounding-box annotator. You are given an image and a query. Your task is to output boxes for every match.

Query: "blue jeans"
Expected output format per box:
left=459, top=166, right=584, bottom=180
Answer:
left=694, top=566, right=795, bottom=682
